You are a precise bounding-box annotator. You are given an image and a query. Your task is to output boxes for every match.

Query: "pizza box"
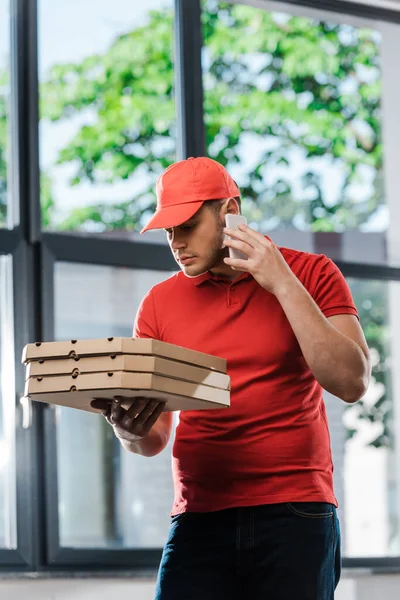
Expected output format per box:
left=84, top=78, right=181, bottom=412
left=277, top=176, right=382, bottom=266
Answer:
left=25, top=355, right=231, bottom=390
left=24, top=372, right=230, bottom=413
left=22, top=338, right=226, bottom=373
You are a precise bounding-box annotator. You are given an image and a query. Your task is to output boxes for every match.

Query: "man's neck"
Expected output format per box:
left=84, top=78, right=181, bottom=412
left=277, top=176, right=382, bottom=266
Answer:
left=209, top=264, right=244, bottom=281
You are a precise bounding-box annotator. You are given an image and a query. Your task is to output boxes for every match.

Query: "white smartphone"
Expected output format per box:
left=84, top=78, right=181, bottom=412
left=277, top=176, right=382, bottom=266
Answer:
left=224, top=214, right=248, bottom=260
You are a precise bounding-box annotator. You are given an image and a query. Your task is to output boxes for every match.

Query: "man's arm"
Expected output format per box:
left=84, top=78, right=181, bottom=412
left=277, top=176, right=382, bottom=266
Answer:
left=223, top=224, right=371, bottom=404
left=119, top=410, right=174, bottom=457
left=275, top=276, right=371, bottom=403
left=91, top=397, right=174, bottom=457
left=91, top=287, right=174, bottom=457
left=123, top=288, right=174, bottom=456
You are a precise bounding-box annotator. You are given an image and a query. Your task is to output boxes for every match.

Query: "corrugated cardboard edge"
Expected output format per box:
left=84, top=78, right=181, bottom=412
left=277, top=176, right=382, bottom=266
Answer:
left=22, top=338, right=227, bottom=372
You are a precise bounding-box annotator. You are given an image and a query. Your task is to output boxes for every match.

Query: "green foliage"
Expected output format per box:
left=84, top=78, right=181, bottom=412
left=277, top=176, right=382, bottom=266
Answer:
left=39, top=8, right=176, bottom=230
left=34, top=2, right=383, bottom=233
left=202, top=2, right=382, bottom=231
left=40, top=172, right=56, bottom=228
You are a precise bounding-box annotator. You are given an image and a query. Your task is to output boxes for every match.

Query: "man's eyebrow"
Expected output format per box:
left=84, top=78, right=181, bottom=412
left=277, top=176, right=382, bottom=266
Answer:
left=164, top=218, right=197, bottom=231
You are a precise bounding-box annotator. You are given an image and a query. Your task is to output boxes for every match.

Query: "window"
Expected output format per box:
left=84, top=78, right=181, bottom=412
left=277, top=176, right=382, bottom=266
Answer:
left=1, top=0, right=400, bottom=575
left=0, top=255, right=16, bottom=549
left=324, top=278, right=399, bottom=557
left=53, top=263, right=176, bottom=548
left=343, top=278, right=399, bottom=557
left=0, top=0, right=10, bottom=229
left=38, top=0, right=176, bottom=238
left=201, top=1, right=400, bottom=267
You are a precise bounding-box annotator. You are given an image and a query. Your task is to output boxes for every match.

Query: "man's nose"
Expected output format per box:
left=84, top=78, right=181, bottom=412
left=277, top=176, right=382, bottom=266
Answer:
left=170, top=230, right=186, bottom=250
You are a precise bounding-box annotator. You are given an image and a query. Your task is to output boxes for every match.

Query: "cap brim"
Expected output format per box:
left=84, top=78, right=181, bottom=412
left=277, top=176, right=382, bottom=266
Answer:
left=140, top=201, right=205, bottom=234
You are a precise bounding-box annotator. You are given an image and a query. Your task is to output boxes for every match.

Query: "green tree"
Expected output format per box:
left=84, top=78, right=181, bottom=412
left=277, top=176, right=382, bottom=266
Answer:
left=37, top=2, right=382, bottom=233
left=202, top=2, right=382, bottom=231
left=39, top=7, right=175, bottom=231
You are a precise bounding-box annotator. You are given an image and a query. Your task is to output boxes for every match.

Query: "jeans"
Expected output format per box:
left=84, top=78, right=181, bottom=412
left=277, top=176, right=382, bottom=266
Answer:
left=155, top=503, right=341, bottom=600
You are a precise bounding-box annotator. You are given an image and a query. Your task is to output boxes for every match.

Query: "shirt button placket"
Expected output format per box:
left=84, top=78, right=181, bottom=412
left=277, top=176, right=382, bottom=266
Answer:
left=227, top=287, right=231, bottom=307
left=228, top=284, right=239, bottom=307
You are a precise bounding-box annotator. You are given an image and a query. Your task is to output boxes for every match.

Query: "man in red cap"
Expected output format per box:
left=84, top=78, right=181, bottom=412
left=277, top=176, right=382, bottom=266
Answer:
left=93, top=157, right=371, bottom=599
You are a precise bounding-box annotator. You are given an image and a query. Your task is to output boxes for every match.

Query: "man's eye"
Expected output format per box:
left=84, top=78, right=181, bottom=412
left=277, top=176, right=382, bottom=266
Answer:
left=181, top=224, right=195, bottom=231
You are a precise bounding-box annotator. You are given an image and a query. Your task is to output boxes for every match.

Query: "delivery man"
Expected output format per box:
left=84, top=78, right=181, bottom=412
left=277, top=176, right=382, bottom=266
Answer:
left=92, top=157, right=371, bottom=600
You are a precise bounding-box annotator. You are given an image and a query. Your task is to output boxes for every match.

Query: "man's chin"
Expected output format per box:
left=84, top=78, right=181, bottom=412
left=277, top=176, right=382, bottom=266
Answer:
left=179, top=253, right=222, bottom=278
left=180, top=264, right=207, bottom=278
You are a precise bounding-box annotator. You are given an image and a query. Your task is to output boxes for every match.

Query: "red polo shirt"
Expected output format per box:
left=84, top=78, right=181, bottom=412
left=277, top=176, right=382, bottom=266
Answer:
left=134, top=245, right=358, bottom=515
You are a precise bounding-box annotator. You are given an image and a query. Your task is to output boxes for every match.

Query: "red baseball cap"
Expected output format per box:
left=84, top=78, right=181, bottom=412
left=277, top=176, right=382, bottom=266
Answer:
left=140, top=156, right=240, bottom=234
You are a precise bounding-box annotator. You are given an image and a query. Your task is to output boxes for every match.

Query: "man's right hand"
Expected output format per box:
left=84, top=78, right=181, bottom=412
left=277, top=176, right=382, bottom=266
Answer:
left=90, top=396, right=166, bottom=444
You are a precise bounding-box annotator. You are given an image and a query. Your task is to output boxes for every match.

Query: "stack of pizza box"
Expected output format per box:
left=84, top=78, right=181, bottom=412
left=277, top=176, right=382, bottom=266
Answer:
left=21, top=337, right=230, bottom=414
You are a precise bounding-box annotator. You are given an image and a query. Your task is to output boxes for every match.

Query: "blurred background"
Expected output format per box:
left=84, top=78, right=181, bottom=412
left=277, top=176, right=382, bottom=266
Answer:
left=1, top=0, right=400, bottom=598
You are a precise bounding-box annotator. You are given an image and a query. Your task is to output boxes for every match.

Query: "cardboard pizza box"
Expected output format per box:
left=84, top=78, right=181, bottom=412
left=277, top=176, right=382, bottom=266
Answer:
left=25, top=355, right=231, bottom=390
left=24, top=372, right=230, bottom=413
left=22, top=338, right=226, bottom=373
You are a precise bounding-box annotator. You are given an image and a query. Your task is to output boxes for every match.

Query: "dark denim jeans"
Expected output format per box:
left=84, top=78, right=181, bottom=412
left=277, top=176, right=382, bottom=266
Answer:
left=155, top=503, right=341, bottom=600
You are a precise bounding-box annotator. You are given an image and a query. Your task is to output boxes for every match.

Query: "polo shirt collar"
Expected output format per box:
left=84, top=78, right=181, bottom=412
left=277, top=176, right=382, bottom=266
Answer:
left=190, top=236, right=273, bottom=286
left=192, top=271, right=252, bottom=286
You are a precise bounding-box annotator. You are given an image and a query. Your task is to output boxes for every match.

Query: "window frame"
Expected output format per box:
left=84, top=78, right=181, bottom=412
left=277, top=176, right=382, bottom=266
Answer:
left=240, top=0, right=400, bottom=23
left=0, top=0, right=400, bottom=574
left=0, top=244, right=35, bottom=569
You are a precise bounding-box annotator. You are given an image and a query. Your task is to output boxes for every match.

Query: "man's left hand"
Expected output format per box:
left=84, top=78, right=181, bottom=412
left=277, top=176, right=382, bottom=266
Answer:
left=223, top=224, right=295, bottom=295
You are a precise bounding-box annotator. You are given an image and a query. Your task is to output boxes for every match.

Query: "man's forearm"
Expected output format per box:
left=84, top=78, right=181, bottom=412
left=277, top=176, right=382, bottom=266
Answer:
left=275, top=276, right=370, bottom=403
left=119, top=430, right=169, bottom=457
left=118, top=412, right=173, bottom=457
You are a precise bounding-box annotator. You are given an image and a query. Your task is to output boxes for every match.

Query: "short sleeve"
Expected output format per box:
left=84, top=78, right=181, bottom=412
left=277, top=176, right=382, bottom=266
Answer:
left=133, top=289, right=160, bottom=340
left=311, top=256, right=359, bottom=320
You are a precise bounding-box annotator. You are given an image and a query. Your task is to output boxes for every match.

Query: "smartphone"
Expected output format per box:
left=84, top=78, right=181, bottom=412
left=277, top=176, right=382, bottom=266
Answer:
left=224, top=214, right=248, bottom=261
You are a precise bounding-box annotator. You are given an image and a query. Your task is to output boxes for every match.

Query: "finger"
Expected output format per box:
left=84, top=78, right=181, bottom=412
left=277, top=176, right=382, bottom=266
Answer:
left=222, top=237, right=254, bottom=258
left=237, top=223, right=272, bottom=247
left=90, top=398, right=111, bottom=411
left=110, top=397, right=125, bottom=424
left=121, top=397, right=147, bottom=428
left=224, top=226, right=256, bottom=246
left=223, top=256, right=250, bottom=271
left=130, top=399, right=161, bottom=427
left=141, top=402, right=166, bottom=435
left=224, top=225, right=265, bottom=250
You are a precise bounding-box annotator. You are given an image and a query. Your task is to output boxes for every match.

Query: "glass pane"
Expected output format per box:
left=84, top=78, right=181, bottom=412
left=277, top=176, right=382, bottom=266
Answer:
left=0, top=0, right=10, bottom=228
left=201, top=2, right=396, bottom=265
left=325, top=278, right=399, bottom=557
left=39, top=0, right=176, bottom=239
left=54, top=263, right=176, bottom=548
left=0, top=255, right=17, bottom=548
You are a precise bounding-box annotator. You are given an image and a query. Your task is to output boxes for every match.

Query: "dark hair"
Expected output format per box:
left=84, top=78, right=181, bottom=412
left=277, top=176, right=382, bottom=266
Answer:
left=207, top=196, right=242, bottom=213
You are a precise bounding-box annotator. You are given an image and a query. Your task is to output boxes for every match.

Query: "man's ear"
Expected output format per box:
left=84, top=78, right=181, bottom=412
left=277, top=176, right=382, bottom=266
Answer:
left=219, top=198, right=239, bottom=228
left=224, top=197, right=240, bottom=216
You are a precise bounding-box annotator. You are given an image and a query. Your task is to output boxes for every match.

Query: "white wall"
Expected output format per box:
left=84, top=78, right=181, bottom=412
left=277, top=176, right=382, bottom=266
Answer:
left=0, top=573, right=399, bottom=600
